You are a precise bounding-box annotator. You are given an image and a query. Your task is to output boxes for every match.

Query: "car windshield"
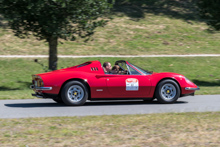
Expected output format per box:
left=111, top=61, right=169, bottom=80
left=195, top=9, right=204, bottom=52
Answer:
left=128, top=62, right=152, bottom=75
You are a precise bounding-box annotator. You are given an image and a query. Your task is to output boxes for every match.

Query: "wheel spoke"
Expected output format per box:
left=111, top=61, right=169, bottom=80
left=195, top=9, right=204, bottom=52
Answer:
left=161, top=83, right=176, bottom=100
left=73, top=96, right=78, bottom=101
left=67, top=85, right=84, bottom=102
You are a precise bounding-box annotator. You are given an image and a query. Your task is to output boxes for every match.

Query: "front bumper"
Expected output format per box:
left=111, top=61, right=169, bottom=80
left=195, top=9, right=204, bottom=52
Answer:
left=30, top=85, right=52, bottom=90
left=185, top=87, right=200, bottom=91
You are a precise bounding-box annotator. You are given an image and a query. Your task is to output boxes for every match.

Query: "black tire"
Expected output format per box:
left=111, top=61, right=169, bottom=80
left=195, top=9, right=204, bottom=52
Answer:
left=155, top=79, right=180, bottom=104
left=52, top=97, right=64, bottom=104
left=61, top=81, right=88, bottom=106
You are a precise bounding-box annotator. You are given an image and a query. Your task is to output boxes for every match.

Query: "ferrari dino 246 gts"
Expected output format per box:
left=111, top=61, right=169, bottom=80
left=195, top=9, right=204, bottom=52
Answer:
left=31, top=60, right=199, bottom=106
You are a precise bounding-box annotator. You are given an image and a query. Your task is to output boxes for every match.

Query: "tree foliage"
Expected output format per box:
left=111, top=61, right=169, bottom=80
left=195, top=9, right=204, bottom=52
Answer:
left=0, top=0, right=112, bottom=70
left=198, top=0, right=220, bottom=31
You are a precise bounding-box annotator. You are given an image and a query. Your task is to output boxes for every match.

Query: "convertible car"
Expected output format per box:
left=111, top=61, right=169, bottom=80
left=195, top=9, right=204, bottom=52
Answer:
left=31, top=60, right=199, bottom=106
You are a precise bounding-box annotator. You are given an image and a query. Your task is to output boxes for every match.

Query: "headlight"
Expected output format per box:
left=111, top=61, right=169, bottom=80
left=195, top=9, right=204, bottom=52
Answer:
left=185, top=77, right=192, bottom=83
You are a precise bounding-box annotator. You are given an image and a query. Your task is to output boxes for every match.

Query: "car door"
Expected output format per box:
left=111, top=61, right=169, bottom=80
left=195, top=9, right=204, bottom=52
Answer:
left=106, top=74, right=152, bottom=98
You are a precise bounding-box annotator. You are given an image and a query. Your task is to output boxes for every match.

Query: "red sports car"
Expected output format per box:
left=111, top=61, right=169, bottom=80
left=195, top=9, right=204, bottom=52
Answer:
left=31, top=60, right=200, bottom=106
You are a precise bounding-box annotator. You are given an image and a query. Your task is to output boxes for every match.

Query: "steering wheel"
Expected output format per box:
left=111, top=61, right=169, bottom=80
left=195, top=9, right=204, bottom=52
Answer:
left=116, top=63, right=129, bottom=75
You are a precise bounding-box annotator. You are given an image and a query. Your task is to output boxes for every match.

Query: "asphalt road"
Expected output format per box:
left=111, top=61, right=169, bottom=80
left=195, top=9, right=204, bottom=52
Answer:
left=0, top=95, right=220, bottom=119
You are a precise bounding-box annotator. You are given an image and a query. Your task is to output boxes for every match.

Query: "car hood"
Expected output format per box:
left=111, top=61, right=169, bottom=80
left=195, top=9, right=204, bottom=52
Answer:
left=151, top=72, right=184, bottom=77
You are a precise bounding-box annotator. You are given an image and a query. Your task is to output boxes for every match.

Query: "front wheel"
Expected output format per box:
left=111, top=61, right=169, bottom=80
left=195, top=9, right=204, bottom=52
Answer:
left=61, top=81, right=88, bottom=106
left=155, top=79, right=180, bottom=104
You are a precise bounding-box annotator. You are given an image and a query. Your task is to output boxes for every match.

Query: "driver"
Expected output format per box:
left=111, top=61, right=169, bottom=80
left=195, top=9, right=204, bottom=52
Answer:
left=103, top=62, right=112, bottom=74
left=111, top=65, right=120, bottom=74
left=111, top=65, right=128, bottom=74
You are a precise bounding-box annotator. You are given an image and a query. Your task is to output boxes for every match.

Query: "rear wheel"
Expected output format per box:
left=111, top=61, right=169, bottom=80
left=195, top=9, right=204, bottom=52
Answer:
left=61, top=81, right=88, bottom=106
left=155, top=79, right=180, bottom=104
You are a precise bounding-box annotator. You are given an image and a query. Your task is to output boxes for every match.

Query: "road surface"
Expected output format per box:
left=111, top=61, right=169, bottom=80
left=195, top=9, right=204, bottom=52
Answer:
left=0, top=95, right=220, bottom=118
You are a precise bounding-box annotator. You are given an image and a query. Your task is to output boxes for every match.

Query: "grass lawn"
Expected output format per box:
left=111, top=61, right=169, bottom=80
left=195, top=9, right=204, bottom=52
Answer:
left=1, top=112, right=220, bottom=146
left=0, top=57, right=219, bottom=100
left=0, top=1, right=220, bottom=56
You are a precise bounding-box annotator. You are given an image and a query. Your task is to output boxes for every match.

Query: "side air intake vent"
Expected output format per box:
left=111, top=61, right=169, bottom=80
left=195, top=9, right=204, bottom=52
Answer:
left=91, top=67, right=99, bottom=71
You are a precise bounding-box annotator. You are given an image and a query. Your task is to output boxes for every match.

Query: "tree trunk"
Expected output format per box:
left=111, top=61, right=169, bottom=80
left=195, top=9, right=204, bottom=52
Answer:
left=48, top=36, right=58, bottom=71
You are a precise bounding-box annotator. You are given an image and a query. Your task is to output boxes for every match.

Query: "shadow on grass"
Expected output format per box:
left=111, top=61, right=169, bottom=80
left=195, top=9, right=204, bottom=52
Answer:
left=0, top=81, right=32, bottom=91
left=113, top=0, right=200, bottom=22
left=0, top=0, right=203, bottom=29
left=192, top=79, right=220, bottom=87
left=0, top=86, right=20, bottom=91
left=0, top=15, right=8, bottom=28
left=17, top=81, right=32, bottom=89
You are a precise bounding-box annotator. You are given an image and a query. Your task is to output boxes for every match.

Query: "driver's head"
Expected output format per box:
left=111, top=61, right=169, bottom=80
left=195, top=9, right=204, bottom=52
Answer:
left=103, top=62, right=112, bottom=72
left=111, top=65, right=120, bottom=74
left=112, top=65, right=119, bottom=72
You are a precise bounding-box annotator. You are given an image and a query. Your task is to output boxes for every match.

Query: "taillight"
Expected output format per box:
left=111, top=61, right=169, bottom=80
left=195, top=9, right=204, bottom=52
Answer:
left=39, top=80, right=44, bottom=87
left=32, top=75, right=44, bottom=87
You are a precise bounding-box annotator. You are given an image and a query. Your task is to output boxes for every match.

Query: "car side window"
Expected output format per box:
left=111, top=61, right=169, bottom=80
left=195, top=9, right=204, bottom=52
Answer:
left=117, top=62, right=128, bottom=72
left=116, top=62, right=141, bottom=75
left=127, top=64, right=141, bottom=75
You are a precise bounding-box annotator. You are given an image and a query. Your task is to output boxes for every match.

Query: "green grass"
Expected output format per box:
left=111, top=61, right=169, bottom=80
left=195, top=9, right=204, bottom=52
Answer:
left=1, top=112, right=220, bottom=146
left=0, top=57, right=219, bottom=100
left=0, top=1, right=220, bottom=55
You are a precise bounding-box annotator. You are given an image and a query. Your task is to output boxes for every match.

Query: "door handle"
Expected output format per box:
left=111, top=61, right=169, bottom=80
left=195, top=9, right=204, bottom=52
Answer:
left=95, top=75, right=105, bottom=78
